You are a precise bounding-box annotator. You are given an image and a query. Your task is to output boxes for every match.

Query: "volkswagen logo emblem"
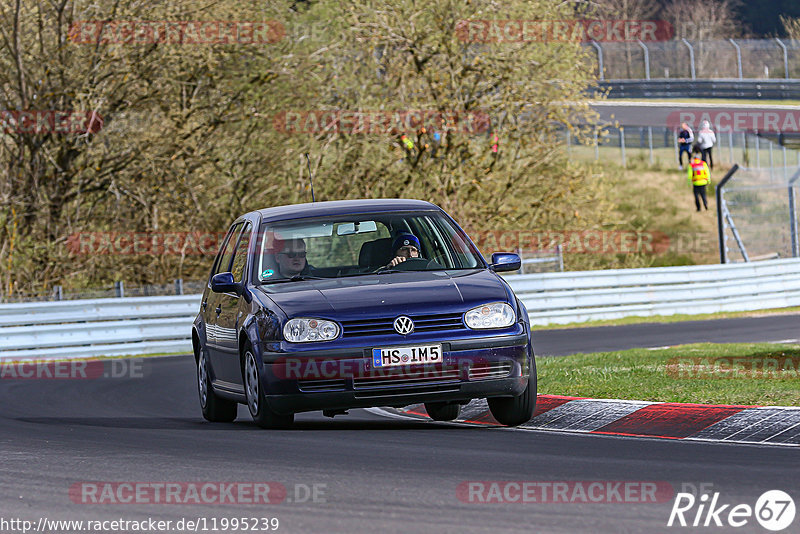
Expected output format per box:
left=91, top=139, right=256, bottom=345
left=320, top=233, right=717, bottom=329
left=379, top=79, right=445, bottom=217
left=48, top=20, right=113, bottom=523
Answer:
left=393, top=316, right=415, bottom=335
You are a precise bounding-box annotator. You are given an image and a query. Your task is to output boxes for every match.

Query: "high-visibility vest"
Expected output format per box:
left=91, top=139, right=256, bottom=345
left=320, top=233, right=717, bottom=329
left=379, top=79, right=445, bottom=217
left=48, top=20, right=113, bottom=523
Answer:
left=689, top=158, right=710, bottom=186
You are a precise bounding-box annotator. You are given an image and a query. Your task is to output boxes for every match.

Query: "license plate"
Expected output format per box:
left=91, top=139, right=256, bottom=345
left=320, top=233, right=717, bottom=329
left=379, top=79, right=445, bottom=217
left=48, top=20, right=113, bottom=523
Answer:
left=372, top=344, right=442, bottom=368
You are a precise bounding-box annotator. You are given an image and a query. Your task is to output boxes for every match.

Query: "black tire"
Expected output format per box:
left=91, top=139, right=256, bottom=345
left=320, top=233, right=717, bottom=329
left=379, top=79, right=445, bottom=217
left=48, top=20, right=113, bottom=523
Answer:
left=424, top=401, right=461, bottom=421
left=487, top=363, right=537, bottom=427
left=197, top=347, right=237, bottom=423
left=243, top=347, right=294, bottom=429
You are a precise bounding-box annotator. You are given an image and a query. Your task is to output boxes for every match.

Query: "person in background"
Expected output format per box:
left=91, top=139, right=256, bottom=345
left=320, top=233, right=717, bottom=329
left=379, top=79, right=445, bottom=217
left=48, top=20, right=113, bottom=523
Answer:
left=687, top=145, right=711, bottom=212
left=677, top=122, right=694, bottom=170
left=697, top=120, right=716, bottom=170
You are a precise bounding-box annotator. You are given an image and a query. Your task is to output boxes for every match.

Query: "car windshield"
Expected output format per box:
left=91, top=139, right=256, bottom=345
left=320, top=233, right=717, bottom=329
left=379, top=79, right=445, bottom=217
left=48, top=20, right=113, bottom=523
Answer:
left=256, top=210, right=484, bottom=283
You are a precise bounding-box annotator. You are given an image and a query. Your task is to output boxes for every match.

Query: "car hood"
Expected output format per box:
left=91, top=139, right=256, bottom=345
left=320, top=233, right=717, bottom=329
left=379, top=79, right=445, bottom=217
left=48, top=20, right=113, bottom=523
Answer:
left=255, top=269, right=513, bottom=319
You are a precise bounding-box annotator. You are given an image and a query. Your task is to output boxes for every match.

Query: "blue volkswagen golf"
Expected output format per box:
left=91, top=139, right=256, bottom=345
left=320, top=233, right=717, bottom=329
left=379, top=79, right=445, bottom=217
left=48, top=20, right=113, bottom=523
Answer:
left=192, top=199, right=535, bottom=428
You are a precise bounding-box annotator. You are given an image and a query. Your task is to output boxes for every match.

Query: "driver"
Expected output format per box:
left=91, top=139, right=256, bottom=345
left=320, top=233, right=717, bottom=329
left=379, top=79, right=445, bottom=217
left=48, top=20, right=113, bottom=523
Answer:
left=276, top=238, right=309, bottom=278
left=384, top=233, right=422, bottom=269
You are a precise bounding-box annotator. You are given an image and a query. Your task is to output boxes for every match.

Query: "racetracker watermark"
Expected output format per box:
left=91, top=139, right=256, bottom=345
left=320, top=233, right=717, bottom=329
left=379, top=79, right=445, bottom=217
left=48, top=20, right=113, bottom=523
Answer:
left=0, top=359, right=144, bottom=380
left=272, top=357, right=501, bottom=381
left=471, top=230, right=673, bottom=255
left=457, top=481, right=674, bottom=504
left=69, top=482, right=326, bottom=505
left=666, top=356, right=800, bottom=379
left=455, top=20, right=673, bottom=43
left=667, top=109, right=800, bottom=134
left=272, top=110, right=490, bottom=135
left=1, top=111, right=103, bottom=135
left=66, top=232, right=226, bottom=256
left=68, top=20, right=284, bottom=44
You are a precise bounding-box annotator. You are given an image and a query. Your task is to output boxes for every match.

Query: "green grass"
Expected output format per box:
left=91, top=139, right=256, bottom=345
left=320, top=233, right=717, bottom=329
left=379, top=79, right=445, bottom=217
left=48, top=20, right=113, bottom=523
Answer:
left=532, top=306, right=800, bottom=330
left=537, top=343, right=800, bottom=406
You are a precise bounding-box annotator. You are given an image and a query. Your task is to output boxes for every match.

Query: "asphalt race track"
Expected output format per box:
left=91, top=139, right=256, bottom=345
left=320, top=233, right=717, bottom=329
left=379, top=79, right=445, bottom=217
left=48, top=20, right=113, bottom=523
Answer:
left=2, top=318, right=800, bottom=533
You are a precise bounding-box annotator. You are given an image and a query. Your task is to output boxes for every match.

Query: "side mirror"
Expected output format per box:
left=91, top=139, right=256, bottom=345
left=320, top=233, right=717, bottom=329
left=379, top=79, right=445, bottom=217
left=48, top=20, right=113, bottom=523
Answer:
left=210, top=272, right=240, bottom=294
left=490, top=253, right=521, bottom=273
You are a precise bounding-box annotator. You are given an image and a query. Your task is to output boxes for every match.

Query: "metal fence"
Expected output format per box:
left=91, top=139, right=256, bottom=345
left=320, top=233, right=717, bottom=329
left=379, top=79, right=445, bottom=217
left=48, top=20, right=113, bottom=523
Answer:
left=718, top=164, right=800, bottom=263
left=564, top=126, right=800, bottom=169
left=4, top=258, right=800, bottom=360
left=1, top=279, right=206, bottom=303
left=589, top=38, right=800, bottom=80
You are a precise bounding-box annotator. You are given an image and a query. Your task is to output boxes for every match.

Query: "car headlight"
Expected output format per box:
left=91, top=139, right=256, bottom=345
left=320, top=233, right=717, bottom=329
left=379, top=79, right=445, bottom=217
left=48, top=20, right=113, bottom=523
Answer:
left=283, top=318, right=340, bottom=342
left=464, top=302, right=516, bottom=329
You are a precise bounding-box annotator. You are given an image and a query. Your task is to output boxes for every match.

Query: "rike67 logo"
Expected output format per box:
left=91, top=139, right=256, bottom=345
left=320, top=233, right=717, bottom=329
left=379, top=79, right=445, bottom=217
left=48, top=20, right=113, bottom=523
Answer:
left=668, top=489, right=796, bottom=531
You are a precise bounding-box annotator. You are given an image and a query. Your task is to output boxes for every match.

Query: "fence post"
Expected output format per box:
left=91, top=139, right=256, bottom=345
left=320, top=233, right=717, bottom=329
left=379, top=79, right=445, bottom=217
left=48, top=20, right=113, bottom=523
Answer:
left=619, top=127, right=626, bottom=167
left=682, top=39, right=696, bottom=79
left=775, top=38, right=789, bottom=79
left=673, top=127, right=679, bottom=167
left=729, top=39, right=742, bottom=79
left=115, top=281, right=124, bottom=298
left=728, top=130, right=734, bottom=164
left=637, top=39, right=650, bottom=80
left=769, top=139, right=774, bottom=179
left=755, top=132, right=760, bottom=168
left=742, top=132, right=748, bottom=166
left=716, top=164, right=739, bottom=264
left=53, top=285, right=63, bottom=301
left=175, top=279, right=184, bottom=295
left=647, top=126, right=654, bottom=165
left=789, top=169, right=800, bottom=257
left=556, top=244, right=564, bottom=272
left=594, top=128, right=599, bottom=160
left=590, top=40, right=604, bottom=80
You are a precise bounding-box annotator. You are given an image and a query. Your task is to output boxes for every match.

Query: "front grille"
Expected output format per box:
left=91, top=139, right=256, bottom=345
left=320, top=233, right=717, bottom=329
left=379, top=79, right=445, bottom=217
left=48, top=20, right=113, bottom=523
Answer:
left=341, top=313, right=464, bottom=337
left=468, top=361, right=513, bottom=380
left=353, top=366, right=461, bottom=390
left=297, top=379, right=347, bottom=392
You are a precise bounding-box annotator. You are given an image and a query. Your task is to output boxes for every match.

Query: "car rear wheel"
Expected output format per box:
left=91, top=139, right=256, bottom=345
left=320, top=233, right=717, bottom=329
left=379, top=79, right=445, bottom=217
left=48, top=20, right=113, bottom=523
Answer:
left=487, top=364, right=537, bottom=427
left=424, top=401, right=461, bottom=421
left=244, top=349, right=294, bottom=429
left=198, top=348, right=237, bottom=423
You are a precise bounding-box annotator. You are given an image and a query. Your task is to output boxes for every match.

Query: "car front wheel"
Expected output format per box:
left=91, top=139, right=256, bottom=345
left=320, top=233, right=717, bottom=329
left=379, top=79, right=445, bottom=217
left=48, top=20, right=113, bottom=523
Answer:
left=244, top=348, right=294, bottom=429
left=487, top=364, right=537, bottom=427
left=424, top=402, right=461, bottom=421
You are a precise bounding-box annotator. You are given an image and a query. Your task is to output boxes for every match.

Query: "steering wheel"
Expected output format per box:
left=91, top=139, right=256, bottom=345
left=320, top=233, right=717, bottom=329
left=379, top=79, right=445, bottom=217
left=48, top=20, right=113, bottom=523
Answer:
left=374, top=257, right=432, bottom=273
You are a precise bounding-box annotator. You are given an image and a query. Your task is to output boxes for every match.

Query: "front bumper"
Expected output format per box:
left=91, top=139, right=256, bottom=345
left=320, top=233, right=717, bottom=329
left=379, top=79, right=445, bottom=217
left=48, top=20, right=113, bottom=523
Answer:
left=260, top=332, right=532, bottom=414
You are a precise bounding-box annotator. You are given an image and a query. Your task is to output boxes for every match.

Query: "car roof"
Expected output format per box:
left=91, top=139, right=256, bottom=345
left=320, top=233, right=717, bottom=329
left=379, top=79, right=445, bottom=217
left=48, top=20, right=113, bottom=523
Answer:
left=252, top=199, right=441, bottom=223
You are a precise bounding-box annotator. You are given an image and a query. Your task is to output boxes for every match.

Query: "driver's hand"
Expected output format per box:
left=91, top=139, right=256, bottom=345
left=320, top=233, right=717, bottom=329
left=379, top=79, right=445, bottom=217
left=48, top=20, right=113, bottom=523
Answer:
left=387, top=256, right=406, bottom=268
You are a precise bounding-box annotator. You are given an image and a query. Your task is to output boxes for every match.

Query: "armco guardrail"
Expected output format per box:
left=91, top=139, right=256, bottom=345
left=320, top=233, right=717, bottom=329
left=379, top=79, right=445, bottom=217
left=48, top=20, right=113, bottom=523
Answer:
left=597, top=79, right=800, bottom=99
left=3, top=257, right=800, bottom=360
left=512, top=258, right=800, bottom=325
left=0, top=295, right=200, bottom=360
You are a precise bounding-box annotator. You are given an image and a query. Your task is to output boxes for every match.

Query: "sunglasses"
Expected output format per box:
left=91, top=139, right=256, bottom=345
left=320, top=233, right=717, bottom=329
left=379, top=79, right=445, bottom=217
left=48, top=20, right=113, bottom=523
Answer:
left=280, top=251, right=306, bottom=258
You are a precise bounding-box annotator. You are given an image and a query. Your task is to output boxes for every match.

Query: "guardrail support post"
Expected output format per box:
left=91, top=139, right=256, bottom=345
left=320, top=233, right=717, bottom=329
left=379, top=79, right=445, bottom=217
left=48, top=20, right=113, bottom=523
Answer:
left=175, top=279, right=184, bottom=295
left=682, top=39, right=696, bottom=79
left=556, top=244, right=564, bottom=272
left=619, top=127, right=626, bottom=167
left=716, top=164, right=739, bottom=264
left=729, top=39, right=742, bottom=79
left=728, top=131, right=734, bottom=164
left=53, top=285, right=63, bottom=301
left=115, top=281, right=124, bottom=298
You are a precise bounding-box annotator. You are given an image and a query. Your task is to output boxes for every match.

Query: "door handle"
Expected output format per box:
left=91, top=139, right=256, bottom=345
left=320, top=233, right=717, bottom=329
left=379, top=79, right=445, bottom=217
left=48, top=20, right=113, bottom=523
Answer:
left=215, top=306, right=222, bottom=315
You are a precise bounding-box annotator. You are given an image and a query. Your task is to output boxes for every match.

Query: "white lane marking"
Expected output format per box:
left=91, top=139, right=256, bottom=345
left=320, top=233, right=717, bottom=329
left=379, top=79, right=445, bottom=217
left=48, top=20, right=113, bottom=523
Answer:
left=646, top=346, right=672, bottom=350
left=769, top=339, right=799, bottom=344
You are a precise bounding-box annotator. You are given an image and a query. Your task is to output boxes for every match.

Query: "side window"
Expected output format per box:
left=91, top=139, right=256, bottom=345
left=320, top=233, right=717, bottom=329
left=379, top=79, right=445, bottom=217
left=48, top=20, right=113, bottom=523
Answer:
left=230, top=222, right=253, bottom=283
left=213, top=222, right=243, bottom=277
